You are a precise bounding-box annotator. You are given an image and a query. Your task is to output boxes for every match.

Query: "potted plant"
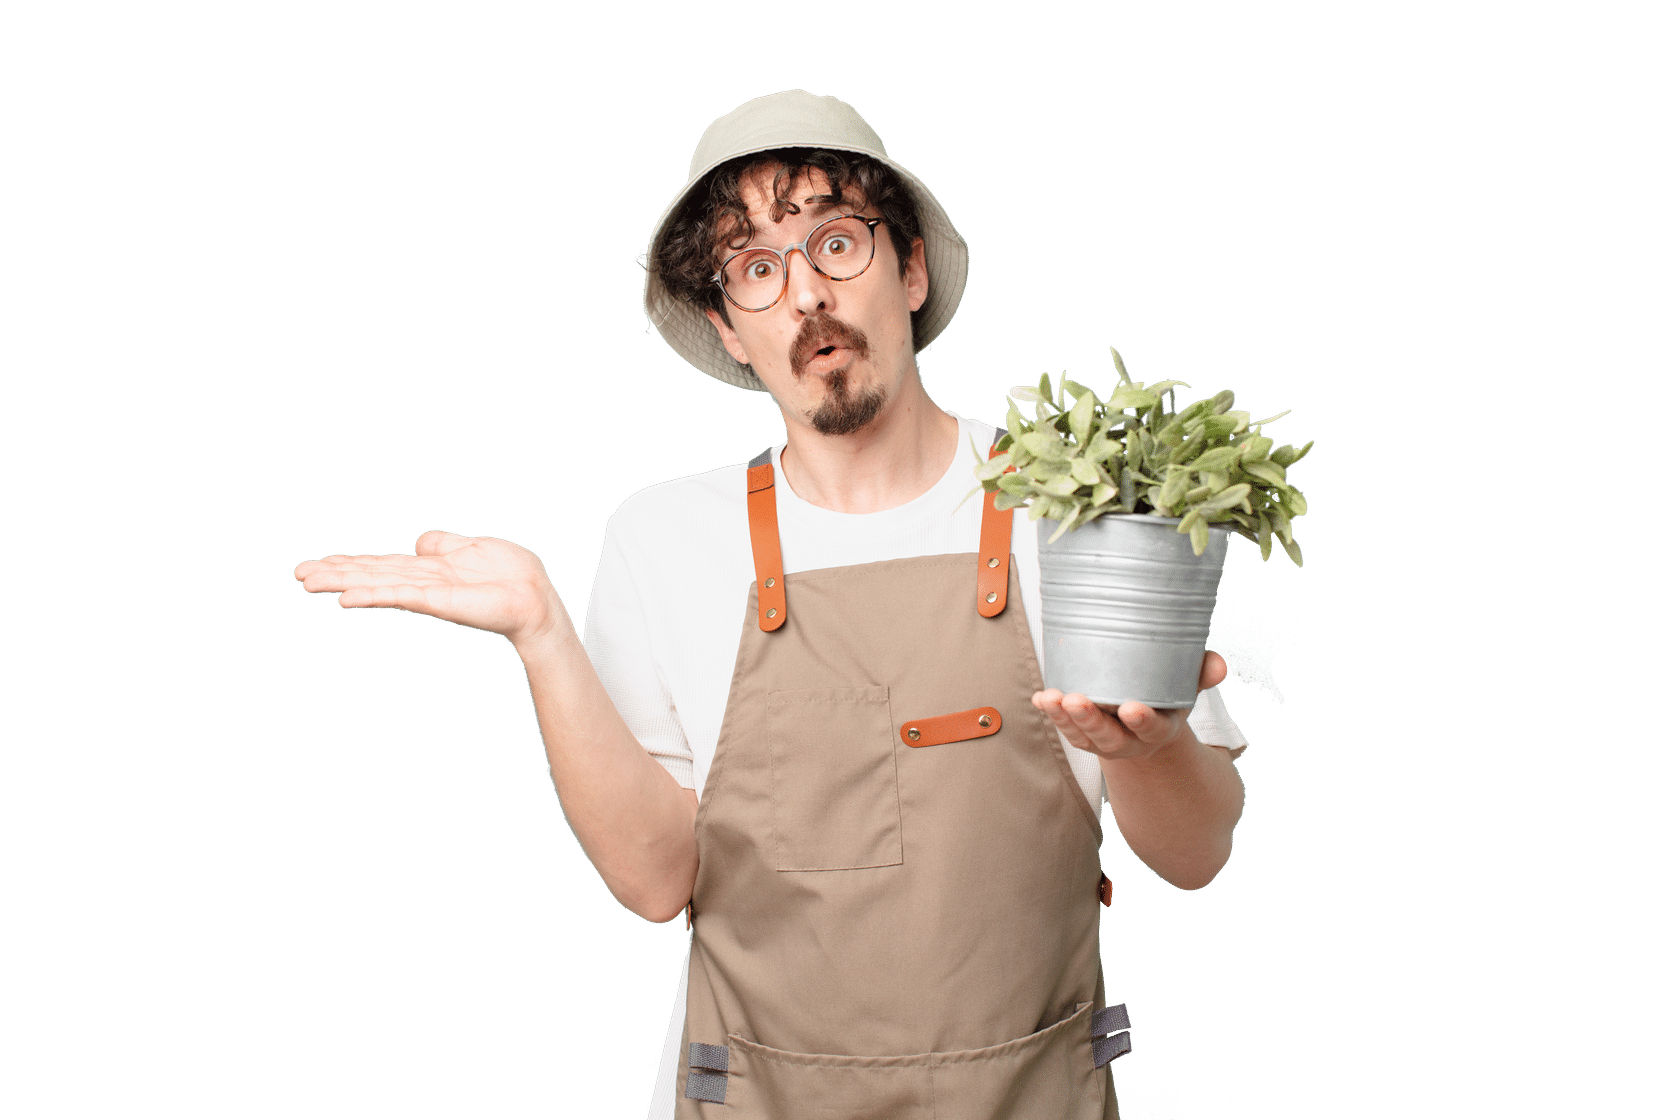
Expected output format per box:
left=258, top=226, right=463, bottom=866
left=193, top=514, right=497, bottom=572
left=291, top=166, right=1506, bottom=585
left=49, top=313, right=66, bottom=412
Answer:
left=974, top=349, right=1313, bottom=708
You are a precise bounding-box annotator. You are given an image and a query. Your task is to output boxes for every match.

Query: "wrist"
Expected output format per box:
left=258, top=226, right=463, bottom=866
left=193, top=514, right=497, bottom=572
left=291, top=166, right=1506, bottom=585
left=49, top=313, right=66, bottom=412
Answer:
left=510, top=586, right=575, bottom=663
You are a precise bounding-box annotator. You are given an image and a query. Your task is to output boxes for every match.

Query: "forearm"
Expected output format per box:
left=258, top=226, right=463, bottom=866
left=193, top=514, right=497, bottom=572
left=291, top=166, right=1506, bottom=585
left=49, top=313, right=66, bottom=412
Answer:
left=514, top=604, right=698, bottom=923
left=1101, top=726, right=1244, bottom=890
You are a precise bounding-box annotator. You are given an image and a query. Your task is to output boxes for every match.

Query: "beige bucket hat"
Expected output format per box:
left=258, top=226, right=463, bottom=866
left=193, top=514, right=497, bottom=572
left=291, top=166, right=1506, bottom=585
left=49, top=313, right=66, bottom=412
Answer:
left=644, top=90, right=969, bottom=392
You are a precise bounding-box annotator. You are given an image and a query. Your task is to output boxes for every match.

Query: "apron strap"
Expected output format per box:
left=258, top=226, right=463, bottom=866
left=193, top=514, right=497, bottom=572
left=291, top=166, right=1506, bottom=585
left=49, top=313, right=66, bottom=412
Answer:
left=746, top=449, right=788, bottom=632
left=977, top=427, right=1014, bottom=618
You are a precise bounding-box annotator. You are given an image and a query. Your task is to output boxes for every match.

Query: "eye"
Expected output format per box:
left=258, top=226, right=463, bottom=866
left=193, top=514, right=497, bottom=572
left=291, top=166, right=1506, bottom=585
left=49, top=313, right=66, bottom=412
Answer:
left=821, top=235, right=854, bottom=256
left=748, top=259, right=776, bottom=280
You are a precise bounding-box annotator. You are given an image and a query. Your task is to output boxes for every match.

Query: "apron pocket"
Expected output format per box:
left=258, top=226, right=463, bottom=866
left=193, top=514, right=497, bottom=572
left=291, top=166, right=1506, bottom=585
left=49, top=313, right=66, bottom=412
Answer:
left=767, top=686, right=903, bottom=872
left=723, top=1002, right=1100, bottom=1120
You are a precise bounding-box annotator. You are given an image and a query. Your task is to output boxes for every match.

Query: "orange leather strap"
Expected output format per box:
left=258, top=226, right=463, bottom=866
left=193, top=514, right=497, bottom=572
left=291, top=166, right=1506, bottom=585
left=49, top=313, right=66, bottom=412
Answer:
left=899, top=707, right=1003, bottom=748
left=977, top=432, right=1014, bottom=618
left=746, top=450, right=787, bottom=632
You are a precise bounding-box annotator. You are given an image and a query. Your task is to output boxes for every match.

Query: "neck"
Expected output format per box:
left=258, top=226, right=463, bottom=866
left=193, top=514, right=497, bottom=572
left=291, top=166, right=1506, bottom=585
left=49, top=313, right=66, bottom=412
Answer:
left=777, top=375, right=958, bottom=514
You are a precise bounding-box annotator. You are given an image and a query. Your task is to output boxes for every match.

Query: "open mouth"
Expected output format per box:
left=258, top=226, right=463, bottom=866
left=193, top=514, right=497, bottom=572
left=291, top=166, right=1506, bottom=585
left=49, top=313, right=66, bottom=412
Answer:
left=790, top=313, right=870, bottom=377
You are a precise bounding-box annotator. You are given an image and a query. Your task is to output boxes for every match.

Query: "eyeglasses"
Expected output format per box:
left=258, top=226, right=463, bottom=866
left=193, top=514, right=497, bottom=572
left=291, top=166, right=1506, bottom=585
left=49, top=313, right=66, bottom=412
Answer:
left=712, top=215, right=884, bottom=313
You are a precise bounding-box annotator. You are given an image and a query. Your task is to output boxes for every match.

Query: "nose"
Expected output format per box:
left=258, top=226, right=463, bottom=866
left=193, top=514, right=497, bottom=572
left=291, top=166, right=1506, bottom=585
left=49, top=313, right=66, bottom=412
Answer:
left=784, top=246, right=835, bottom=316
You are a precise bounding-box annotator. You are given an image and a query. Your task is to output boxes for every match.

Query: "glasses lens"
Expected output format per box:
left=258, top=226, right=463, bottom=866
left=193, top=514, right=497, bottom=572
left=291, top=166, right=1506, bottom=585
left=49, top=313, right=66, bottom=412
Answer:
left=721, top=249, right=783, bottom=311
left=806, top=217, right=874, bottom=280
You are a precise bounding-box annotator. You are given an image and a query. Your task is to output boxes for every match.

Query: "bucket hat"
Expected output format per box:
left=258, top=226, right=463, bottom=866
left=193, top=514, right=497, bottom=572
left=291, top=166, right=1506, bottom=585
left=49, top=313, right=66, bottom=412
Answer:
left=644, top=90, right=969, bottom=392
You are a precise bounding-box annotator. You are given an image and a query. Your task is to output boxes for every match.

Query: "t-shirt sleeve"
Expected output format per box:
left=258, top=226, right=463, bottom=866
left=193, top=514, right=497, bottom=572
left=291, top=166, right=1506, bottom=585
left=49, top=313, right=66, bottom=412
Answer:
left=581, top=522, right=697, bottom=790
left=1188, top=684, right=1248, bottom=758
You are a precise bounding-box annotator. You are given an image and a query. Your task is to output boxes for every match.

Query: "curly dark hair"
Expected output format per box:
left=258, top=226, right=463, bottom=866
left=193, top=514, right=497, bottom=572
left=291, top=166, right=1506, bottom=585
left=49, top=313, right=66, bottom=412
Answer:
left=651, top=147, right=924, bottom=330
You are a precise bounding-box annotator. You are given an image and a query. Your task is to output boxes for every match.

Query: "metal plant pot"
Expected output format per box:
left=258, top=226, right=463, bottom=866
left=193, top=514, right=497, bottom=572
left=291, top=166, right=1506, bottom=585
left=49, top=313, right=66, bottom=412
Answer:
left=1037, top=514, right=1230, bottom=709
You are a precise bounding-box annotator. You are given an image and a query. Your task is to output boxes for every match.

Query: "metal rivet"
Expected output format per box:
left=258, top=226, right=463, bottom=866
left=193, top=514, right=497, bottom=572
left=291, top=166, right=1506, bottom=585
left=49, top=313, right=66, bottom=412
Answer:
left=766, top=607, right=777, bottom=619
left=765, top=576, right=775, bottom=588
left=907, top=728, right=920, bottom=741
left=979, top=714, right=993, bottom=728
left=987, top=557, right=999, bottom=568
left=986, top=591, right=998, bottom=603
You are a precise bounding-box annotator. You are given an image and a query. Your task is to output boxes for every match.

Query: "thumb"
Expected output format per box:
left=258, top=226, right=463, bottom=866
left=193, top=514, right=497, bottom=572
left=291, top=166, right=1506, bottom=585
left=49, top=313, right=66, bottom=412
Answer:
left=416, top=530, right=475, bottom=556
left=1199, top=649, right=1228, bottom=691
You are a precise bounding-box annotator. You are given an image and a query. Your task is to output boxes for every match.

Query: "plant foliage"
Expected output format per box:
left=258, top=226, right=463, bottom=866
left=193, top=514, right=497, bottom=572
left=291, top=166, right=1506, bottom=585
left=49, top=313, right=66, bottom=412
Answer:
left=974, top=349, right=1313, bottom=563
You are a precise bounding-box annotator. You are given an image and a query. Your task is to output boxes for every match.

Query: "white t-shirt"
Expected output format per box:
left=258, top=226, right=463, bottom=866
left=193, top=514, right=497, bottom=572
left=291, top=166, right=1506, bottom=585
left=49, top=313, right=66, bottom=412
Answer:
left=583, top=414, right=1249, bottom=1120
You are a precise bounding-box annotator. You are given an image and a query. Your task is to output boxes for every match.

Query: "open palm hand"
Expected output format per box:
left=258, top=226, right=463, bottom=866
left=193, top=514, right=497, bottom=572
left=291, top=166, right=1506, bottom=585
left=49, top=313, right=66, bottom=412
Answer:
left=294, top=530, right=562, bottom=646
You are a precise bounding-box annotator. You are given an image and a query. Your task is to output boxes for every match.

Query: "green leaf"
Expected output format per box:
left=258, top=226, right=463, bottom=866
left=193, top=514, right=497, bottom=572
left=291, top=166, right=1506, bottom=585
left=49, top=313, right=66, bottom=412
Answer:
left=1128, top=426, right=1155, bottom=466
left=1190, top=515, right=1210, bottom=555
left=1069, top=391, right=1097, bottom=444
left=1268, top=508, right=1293, bottom=544
left=1145, top=380, right=1191, bottom=398
left=1239, top=434, right=1273, bottom=463
left=1019, top=430, right=1072, bottom=460
left=1037, top=372, right=1053, bottom=403
left=1111, top=347, right=1133, bottom=384
left=1184, top=484, right=1213, bottom=505
left=1209, top=390, right=1236, bottom=415
left=1168, top=438, right=1202, bottom=465
left=1201, top=483, right=1252, bottom=511
left=998, top=472, right=1032, bottom=495
left=1005, top=399, right=1027, bottom=436
left=1092, top=482, right=1119, bottom=506
left=1256, top=523, right=1273, bottom=561
left=1283, top=486, right=1309, bottom=516
left=975, top=453, right=1011, bottom=481
left=994, top=491, right=1029, bottom=509
left=1071, top=456, right=1102, bottom=486
left=1282, top=537, right=1303, bottom=567
left=1108, top=387, right=1161, bottom=411
left=1243, top=459, right=1287, bottom=488
left=1009, top=384, right=1045, bottom=403
left=1161, top=472, right=1190, bottom=511
left=1045, top=506, right=1081, bottom=545
left=1087, top=435, right=1123, bottom=462
left=1253, top=410, right=1291, bottom=428
left=1119, top=469, right=1135, bottom=510
left=1062, top=377, right=1096, bottom=408
left=1038, top=474, right=1080, bottom=498
left=1187, top=446, right=1242, bottom=472
left=1270, top=439, right=1310, bottom=466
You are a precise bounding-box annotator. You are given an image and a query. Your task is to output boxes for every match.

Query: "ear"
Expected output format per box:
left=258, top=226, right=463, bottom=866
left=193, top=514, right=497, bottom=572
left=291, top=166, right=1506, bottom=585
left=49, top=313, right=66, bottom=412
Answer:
left=904, top=237, right=929, bottom=314
left=705, top=308, right=751, bottom=365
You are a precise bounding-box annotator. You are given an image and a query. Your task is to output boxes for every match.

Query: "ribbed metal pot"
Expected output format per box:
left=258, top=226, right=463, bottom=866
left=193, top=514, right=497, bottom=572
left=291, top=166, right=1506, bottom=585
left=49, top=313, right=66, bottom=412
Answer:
left=1037, top=514, right=1230, bottom=708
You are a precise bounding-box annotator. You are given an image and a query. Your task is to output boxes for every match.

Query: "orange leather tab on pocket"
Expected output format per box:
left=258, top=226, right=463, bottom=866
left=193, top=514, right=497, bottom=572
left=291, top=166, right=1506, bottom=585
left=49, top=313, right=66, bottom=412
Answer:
left=899, top=707, right=1003, bottom=748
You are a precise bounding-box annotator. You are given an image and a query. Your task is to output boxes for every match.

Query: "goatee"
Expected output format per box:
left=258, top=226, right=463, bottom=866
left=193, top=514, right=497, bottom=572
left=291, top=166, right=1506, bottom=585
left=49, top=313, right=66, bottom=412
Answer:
left=791, top=311, right=881, bottom=435
left=810, top=372, right=886, bottom=435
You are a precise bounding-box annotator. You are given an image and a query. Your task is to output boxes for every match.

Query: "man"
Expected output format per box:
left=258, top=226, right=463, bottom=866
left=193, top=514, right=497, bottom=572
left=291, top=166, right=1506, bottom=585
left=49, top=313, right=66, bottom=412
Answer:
left=297, top=91, right=1245, bottom=1119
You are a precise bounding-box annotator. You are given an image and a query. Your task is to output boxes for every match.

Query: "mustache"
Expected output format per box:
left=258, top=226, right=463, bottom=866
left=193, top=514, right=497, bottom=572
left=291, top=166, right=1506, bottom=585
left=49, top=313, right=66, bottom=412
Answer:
left=789, top=312, right=871, bottom=376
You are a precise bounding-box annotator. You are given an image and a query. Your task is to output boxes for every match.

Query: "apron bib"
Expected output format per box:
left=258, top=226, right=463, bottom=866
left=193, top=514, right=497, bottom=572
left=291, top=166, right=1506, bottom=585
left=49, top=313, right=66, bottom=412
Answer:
left=676, top=448, right=1129, bottom=1119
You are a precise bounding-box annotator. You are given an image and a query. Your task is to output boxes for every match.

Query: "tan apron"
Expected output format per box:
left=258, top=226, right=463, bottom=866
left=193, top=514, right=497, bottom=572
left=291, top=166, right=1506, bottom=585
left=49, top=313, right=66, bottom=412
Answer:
left=675, top=448, right=1131, bottom=1119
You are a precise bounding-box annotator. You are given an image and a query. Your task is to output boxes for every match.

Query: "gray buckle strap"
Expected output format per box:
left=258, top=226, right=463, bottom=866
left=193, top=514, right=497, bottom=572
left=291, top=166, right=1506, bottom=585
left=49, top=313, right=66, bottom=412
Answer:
left=1091, top=1003, right=1132, bottom=1069
left=1092, top=1003, right=1130, bottom=1037
left=684, top=1042, right=729, bottom=1104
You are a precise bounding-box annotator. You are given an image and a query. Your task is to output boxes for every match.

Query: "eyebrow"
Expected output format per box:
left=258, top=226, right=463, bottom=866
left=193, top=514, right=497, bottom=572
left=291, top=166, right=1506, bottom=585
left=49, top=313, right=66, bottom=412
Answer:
left=744, top=198, right=858, bottom=248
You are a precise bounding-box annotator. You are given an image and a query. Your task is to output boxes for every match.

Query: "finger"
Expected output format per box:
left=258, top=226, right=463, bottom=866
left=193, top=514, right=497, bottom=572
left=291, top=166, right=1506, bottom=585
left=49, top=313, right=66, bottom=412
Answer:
left=1116, top=701, right=1180, bottom=743
left=417, top=530, right=475, bottom=556
left=1033, top=690, right=1098, bottom=753
left=297, top=555, right=446, bottom=592
left=1199, top=649, right=1228, bottom=691
left=299, top=566, right=437, bottom=593
left=338, top=583, right=436, bottom=611
left=296, top=552, right=427, bottom=581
